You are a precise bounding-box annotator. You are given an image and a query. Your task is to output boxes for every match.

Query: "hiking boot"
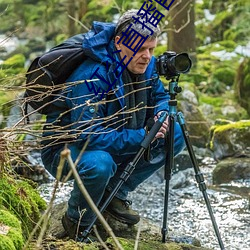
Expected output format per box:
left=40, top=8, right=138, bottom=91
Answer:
left=105, top=196, right=140, bottom=225
left=61, top=213, right=97, bottom=243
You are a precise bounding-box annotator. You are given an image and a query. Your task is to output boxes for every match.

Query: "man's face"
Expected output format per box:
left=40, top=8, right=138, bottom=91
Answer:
left=115, top=36, right=157, bottom=74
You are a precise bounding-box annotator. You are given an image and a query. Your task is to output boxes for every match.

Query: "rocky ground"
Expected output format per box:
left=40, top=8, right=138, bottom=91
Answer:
left=32, top=201, right=211, bottom=250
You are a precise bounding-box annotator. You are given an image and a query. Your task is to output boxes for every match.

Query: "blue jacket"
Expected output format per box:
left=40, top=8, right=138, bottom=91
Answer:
left=44, top=21, right=170, bottom=156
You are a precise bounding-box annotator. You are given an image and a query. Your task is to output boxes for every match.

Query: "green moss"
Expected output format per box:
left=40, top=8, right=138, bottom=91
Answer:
left=199, top=95, right=224, bottom=107
left=213, top=67, right=235, bottom=86
left=234, top=58, right=250, bottom=115
left=209, top=120, right=250, bottom=151
left=218, top=40, right=237, bottom=52
left=0, top=175, right=46, bottom=239
left=7, top=228, right=24, bottom=249
left=0, top=235, right=16, bottom=250
left=0, top=209, right=24, bottom=249
left=213, top=120, right=250, bottom=133
left=0, top=209, right=21, bottom=229
left=1, top=54, right=25, bottom=69
left=106, top=237, right=207, bottom=250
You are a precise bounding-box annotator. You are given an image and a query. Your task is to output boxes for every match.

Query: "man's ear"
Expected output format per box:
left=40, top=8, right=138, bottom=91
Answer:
left=114, top=36, right=121, bottom=50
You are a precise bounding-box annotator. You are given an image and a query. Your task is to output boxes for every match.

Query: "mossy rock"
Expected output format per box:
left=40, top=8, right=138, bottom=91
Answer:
left=199, top=92, right=248, bottom=122
left=235, top=57, right=250, bottom=116
left=0, top=174, right=47, bottom=239
left=213, top=157, right=250, bottom=184
left=106, top=237, right=210, bottom=250
left=0, top=209, right=24, bottom=250
left=209, top=120, right=250, bottom=160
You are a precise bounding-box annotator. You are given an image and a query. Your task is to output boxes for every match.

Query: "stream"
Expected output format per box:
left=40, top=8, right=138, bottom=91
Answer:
left=1, top=33, right=249, bottom=250
left=38, top=155, right=250, bottom=250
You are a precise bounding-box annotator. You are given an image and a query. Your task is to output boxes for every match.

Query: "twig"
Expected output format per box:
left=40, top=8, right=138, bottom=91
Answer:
left=61, top=148, right=124, bottom=250
left=134, top=220, right=142, bottom=250
left=68, top=14, right=90, bottom=31
left=93, top=225, right=110, bottom=250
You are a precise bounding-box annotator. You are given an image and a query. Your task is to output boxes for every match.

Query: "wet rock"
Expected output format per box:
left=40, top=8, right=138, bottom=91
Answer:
left=213, top=157, right=250, bottom=184
left=170, top=169, right=193, bottom=189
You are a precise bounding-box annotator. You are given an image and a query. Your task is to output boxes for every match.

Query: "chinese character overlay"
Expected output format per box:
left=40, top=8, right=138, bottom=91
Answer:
left=117, top=23, right=149, bottom=56
left=153, top=0, right=176, bottom=11
left=86, top=1, right=174, bottom=97
left=134, top=1, right=165, bottom=28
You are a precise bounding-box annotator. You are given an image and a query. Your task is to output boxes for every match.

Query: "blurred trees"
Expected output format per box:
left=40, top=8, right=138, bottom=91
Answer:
left=167, top=0, right=196, bottom=61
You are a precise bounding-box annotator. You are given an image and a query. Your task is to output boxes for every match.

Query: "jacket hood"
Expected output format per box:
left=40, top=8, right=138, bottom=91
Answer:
left=82, top=21, right=116, bottom=63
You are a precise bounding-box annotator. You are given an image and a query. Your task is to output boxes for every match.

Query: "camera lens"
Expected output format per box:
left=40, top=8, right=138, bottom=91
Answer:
left=174, top=53, right=192, bottom=73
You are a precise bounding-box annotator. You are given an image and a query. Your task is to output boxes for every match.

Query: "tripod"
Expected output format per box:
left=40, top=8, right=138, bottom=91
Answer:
left=162, top=77, right=225, bottom=249
left=82, top=77, right=225, bottom=249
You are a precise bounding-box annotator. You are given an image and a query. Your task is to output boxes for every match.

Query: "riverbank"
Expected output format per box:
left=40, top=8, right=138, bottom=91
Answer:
left=38, top=155, right=250, bottom=250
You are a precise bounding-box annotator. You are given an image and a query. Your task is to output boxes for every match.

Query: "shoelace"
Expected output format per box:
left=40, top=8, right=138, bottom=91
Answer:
left=123, top=199, right=132, bottom=209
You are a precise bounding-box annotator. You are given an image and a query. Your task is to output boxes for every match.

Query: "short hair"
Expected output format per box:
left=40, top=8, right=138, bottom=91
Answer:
left=115, top=9, right=161, bottom=39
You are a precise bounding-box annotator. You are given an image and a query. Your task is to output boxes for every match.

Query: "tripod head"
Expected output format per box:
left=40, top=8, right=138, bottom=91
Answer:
left=168, top=76, right=182, bottom=100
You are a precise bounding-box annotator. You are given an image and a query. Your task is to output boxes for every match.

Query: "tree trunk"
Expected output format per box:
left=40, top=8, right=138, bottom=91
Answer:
left=67, top=0, right=77, bottom=36
left=167, top=0, right=196, bottom=62
left=78, top=0, right=88, bottom=20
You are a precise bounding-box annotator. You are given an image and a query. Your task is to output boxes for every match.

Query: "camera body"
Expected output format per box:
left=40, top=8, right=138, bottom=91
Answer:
left=156, top=51, right=192, bottom=79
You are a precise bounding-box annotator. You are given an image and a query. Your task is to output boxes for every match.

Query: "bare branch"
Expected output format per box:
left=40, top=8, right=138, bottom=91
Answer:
left=63, top=148, right=124, bottom=250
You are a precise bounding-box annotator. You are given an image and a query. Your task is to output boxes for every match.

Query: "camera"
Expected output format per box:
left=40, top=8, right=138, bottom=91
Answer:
left=156, top=51, right=192, bottom=79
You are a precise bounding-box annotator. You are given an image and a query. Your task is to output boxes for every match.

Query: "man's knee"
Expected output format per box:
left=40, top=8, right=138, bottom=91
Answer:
left=77, top=150, right=117, bottom=181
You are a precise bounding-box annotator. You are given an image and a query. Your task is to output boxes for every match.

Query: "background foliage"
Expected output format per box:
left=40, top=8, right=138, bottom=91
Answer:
left=0, top=0, right=250, bottom=121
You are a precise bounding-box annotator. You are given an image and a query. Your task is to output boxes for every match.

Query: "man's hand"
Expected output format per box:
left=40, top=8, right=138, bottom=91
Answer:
left=154, top=111, right=169, bottom=139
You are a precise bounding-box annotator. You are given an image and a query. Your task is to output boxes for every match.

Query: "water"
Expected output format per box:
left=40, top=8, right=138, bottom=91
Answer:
left=38, top=157, right=250, bottom=250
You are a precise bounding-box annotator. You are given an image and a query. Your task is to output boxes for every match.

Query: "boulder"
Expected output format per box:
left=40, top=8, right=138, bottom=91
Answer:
left=42, top=202, right=211, bottom=250
left=209, top=120, right=250, bottom=160
left=213, top=157, right=250, bottom=184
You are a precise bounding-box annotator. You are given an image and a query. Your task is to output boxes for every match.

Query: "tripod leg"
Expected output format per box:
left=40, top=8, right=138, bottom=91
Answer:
left=81, top=112, right=168, bottom=240
left=162, top=114, right=175, bottom=243
left=177, top=112, right=225, bottom=250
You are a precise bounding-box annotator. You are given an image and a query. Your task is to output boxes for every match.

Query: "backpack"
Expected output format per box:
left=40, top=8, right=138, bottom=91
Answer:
left=24, top=34, right=87, bottom=115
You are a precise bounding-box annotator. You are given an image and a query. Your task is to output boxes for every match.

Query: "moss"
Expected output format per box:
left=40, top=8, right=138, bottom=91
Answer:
left=208, top=10, right=234, bottom=42
left=0, top=175, right=46, bottom=239
left=106, top=237, right=208, bottom=250
left=235, top=58, right=250, bottom=116
left=217, top=40, right=237, bottom=52
left=0, top=235, right=16, bottom=250
left=1, top=54, right=25, bottom=69
left=0, top=209, right=24, bottom=249
left=7, top=228, right=24, bottom=249
left=199, top=95, right=224, bottom=107
left=213, top=120, right=250, bottom=133
left=0, top=209, right=21, bottom=229
left=213, top=67, right=235, bottom=86
left=209, top=120, right=250, bottom=151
